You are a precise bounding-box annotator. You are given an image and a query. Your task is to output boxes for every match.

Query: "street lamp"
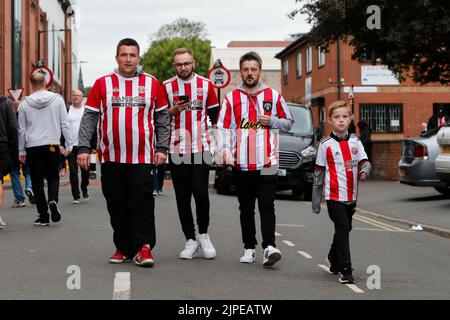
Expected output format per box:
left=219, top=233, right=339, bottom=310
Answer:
left=37, top=28, right=71, bottom=65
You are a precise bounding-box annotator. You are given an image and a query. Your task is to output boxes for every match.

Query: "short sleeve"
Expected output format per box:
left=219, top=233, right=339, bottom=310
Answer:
left=206, top=82, right=219, bottom=109
left=357, top=140, right=369, bottom=162
left=85, top=79, right=102, bottom=112
left=154, top=81, right=169, bottom=112
left=315, top=142, right=327, bottom=168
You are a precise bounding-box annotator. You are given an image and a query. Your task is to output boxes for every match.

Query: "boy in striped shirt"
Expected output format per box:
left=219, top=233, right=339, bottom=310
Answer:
left=312, top=100, right=371, bottom=284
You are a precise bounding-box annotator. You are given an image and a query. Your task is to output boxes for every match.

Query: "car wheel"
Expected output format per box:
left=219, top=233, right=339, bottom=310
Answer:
left=292, top=187, right=302, bottom=199
left=434, top=187, right=450, bottom=197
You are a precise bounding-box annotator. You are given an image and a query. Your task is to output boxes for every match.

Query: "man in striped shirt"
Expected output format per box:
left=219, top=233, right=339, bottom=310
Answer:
left=162, top=48, right=219, bottom=260
left=217, top=51, right=293, bottom=267
left=312, top=100, right=371, bottom=284
left=77, top=38, right=170, bottom=268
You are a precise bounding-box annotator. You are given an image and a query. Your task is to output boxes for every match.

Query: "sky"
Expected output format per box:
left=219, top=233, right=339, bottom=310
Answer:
left=73, top=0, right=311, bottom=86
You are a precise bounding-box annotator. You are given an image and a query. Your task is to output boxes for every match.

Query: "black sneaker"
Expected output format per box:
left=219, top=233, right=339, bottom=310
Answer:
left=48, top=201, right=61, bottom=223
left=326, top=256, right=339, bottom=275
left=83, top=192, right=90, bottom=201
left=25, top=189, right=36, bottom=205
left=338, top=268, right=355, bottom=284
left=34, top=216, right=50, bottom=226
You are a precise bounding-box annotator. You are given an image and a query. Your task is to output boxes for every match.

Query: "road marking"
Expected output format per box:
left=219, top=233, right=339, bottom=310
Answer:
left=113, top=272, right=131, bottom=300
left=318, top=265, right=365, bottom=294
left=346, top=284, right=365, bottom=294
left=277, top=224, right=307, bottom=228
left=275, top=232, right=282, bottom=237
left=297, top=251, right=313, bottom=259
left=354, top=228, right=395, bottom=232
left=282, top=240, right=296, bottom=247
left=355, top=214, right=407, bottom=232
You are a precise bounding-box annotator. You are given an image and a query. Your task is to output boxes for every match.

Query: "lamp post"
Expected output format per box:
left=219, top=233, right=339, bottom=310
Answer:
left=37, top=28, right=71, bottom=65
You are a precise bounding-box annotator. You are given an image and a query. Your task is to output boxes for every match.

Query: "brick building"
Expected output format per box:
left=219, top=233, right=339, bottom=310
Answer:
left=210, top=41, right=292, bottom=100
left=0, top=0, right=79, bottom=104
left=275, top=35, right=450, bottom=180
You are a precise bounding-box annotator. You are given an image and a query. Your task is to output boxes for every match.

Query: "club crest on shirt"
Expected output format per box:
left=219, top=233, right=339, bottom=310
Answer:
left=263, top=101, right=273, bottom=112
left=197, top=89, right=204, bottom=96
left=351, top=147, right=359, bottom=155
left=138, top=86, right=146, bottom=94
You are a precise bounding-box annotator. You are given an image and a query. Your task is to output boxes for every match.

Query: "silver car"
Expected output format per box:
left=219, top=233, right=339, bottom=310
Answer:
left=398, top=127, right=450, bottom=196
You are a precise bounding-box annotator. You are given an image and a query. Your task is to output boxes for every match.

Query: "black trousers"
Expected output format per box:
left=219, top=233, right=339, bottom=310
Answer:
left=169, top=153, right=210, bottom=240
left=26, top=145, right=61, bottom=218
left=234, top=169, right=278, bottom=250
left=101, top=162, right=155, bottom=257
left=68, top=146, right=89, bottom=199
left=326, top=201, right=356, bottom=271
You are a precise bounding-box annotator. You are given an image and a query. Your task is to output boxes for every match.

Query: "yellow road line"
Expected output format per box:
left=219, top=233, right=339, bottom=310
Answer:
left=355, top=214, right=406, bottom=232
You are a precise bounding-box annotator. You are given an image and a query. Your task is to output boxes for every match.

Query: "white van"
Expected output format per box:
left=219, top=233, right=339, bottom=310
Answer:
left=435, top=126, right=450, bottom=182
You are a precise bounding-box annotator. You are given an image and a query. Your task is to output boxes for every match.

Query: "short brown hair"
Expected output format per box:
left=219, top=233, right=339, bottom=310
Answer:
left=327, top=100, right=352, bottom=118
left=30, top=72, right=46, bottom=87
left=239, top=51, right=262, bottom=69
left=116, top=38, right=140, bottom=55
left=173, top=48, right=194, bottom=59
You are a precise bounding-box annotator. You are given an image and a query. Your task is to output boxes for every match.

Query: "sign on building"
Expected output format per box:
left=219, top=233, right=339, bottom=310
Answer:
left=361, top=65, right=400, bottom=86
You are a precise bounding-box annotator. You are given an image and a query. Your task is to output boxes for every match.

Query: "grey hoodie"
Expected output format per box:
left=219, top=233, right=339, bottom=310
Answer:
left=18, top=90, right=73, bottom=156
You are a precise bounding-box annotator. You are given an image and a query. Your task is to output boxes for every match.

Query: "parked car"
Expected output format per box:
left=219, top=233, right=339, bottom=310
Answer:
left=214, top=103, right=317, bottom=200
left=435, top=125, right=450, bottom=186
left=398, top=126, right=450, bottom=195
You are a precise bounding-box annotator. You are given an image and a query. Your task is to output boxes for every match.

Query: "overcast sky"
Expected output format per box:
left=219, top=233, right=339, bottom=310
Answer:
left=73, top=0, right=310, bottom=86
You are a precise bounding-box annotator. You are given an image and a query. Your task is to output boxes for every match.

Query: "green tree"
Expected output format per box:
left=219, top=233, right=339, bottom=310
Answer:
left=142, top=18, right=211, bottom=82
left=289, top=0, right=450, bottom=84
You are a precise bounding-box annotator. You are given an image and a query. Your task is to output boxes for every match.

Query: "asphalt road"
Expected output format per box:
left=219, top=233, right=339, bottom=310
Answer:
left=0, top=182, right=449, bottom=300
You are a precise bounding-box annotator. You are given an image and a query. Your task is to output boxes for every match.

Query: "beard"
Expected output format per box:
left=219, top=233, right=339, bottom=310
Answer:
left=243, top=76, right=260, bottom=88
left=177, top=70, right=194, bottom=80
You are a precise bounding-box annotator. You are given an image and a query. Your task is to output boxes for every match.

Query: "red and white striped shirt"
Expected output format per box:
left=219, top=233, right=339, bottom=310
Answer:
left=85, top=72, right=168, bottom=164
left=315, top=135, right=368, bottom=202
left=217, top=87, right=292, bottom=171
left=162, top=74, right=219, bottom=154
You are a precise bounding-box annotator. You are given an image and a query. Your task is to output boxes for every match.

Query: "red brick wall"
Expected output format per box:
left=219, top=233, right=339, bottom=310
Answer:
left=371, top=141, right=402, bottom=181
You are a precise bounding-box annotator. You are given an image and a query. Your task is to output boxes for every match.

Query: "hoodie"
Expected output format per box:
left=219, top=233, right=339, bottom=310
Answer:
left=0, top=96, right=18, bottom=156
left=18, top=90, right=73, bottom=156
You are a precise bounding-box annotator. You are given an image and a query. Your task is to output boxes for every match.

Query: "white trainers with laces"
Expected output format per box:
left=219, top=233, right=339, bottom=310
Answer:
left=263, top=246, right=282, bottom=267
left=179, top=239, right=200, bottom=259
left=196, top=233, right=217, bottom=259
left=240, top=249, right=256, bottom=263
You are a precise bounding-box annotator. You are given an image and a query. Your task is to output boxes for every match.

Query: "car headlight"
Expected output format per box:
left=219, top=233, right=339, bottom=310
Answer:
left=301, top=146, right=317, bottom=161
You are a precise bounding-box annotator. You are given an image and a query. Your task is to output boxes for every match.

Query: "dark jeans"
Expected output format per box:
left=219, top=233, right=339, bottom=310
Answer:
left=26, top=145, right=61, bottom=218
left=233, top=169, right=278, bottom=250
left=326, top=201, right=356, bottom=271
left=68, top=146, right=90, bottom=199
left=152, top=165, right=165, bottom=192
left=169, top=153, right=210, bottom=240
left=101, top=162, right=155, bottom=257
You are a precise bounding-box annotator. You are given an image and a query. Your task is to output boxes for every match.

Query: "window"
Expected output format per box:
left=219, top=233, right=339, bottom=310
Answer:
left=296, top=53, right=302, bottom=78
left=12, top=0, right=23, bottom=88
left=283, top=59, right=289, bottom=83
left=360, top=104, right=403, bottom=133
left=318, top=46, right=326, bottom=68
left=306, top=47, right=312, bottom=73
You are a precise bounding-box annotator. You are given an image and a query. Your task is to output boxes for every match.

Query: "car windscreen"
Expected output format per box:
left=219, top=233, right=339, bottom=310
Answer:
left=287, top=105, right=314, bottom=135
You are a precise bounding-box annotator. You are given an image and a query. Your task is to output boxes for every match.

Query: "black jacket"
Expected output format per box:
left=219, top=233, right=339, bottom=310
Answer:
left=0, top=96, right=18, bottom=158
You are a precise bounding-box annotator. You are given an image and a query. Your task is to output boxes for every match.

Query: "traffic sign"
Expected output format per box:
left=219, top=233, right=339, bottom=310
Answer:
left=30, top=66, right=54, bottom=88
left=207, top=66, right=231, bottom=89
left=7, top=88, right=24, bottom=102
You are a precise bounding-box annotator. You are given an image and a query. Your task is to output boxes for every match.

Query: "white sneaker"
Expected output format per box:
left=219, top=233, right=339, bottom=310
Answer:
left=153, top=191, right=159, bottom=196
left=0, top=216, right=6, bottom=229
left=179, top=239, right=200, bottom=259
left=73, top=199, right=80, bottom=204
left=196, top=233, right=217, bottom=259
left=240, top=249, right=256, bottom=263
left=263, top=246, right=282, bottom=267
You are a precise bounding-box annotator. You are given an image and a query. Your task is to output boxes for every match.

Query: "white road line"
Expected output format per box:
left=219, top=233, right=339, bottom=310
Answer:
left=283, top=240, right=296, bottom=247
left=346, top=284, right=365, bottom=294
left=297, top=251, right=313, bottom=259
left=113, top=272, right=131, bottom=300
left=275, top=232, right=282, bottom=237
left=276, top=224, right=307, bottom=228
left=318, top=264, right=331, bottom=273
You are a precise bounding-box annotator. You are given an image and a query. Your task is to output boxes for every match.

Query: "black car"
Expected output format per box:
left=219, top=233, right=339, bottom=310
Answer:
left=214, top=103, right=317, bottom=200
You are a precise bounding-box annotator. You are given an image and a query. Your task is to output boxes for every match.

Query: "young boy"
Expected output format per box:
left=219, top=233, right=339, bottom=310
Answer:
left=312, top=100, right=371, bottom=284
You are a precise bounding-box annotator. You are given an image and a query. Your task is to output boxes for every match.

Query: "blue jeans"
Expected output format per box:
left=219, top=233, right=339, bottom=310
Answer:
left=10, top=164, right=33, bottom=202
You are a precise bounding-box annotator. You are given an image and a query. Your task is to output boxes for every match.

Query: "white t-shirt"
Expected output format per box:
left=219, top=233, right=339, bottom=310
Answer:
left=67, top=105, right=85, bottom=147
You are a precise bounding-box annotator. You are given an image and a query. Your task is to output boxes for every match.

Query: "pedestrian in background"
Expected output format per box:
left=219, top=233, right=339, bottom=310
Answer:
left=357, top=119, right=371, bottom=161
left=427, top=104, right=447, bottom=131
left=217, top=51, right=293, bottom=267
left=0, top=95, right=18, bottom=229
left=77, top=38, right=170, bottom=268
left=152, top=164, right=165, bottom=196
left=312, top=100, right=371, bottom=284
left=18, top=72, right=73, bottom=226
left=162, top=48, right=219, bottom=260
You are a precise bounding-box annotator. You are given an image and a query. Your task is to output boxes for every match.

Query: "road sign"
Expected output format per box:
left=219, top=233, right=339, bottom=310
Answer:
left=30, top=66, right=54, bottom=88
left=7, top=88, right=24, bottom=102
left=207, top=66, right=231, bottom=89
